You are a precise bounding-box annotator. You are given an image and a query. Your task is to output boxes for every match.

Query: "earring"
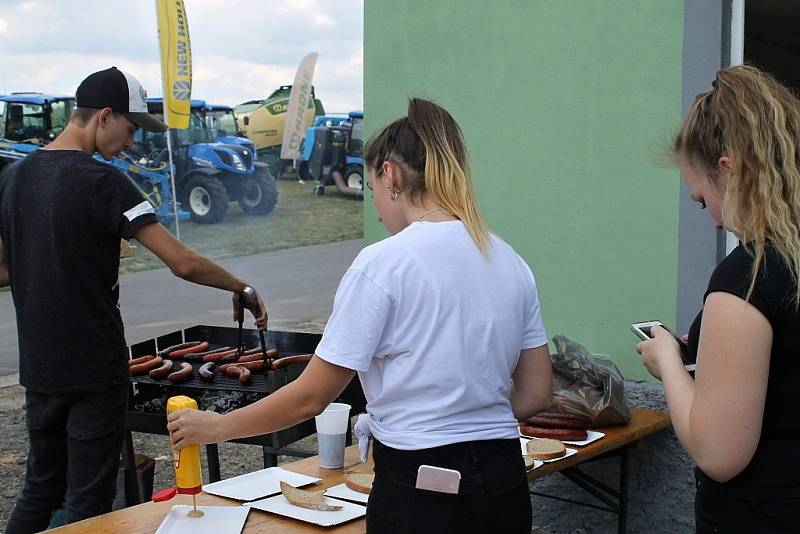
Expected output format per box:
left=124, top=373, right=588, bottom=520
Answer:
left=386, top=185, right=399, bottom=201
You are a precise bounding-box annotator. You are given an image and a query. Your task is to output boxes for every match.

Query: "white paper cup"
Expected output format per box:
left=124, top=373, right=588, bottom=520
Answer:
left=315, top=403, right=351, bottom=469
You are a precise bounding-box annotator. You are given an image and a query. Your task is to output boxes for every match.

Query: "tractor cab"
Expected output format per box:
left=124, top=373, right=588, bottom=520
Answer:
left=127, top=98, right=276, bottom=224
left=203, top=103, right=246, bottom=144
left=0, top=93, right=75, bottom=143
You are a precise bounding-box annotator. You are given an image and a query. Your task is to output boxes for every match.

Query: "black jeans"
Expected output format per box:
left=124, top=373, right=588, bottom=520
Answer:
left=5, top=386, right=128, bottom=534
left=366, top=438, right=532, bottom=534
left=695, top=472, right=800, bottom=534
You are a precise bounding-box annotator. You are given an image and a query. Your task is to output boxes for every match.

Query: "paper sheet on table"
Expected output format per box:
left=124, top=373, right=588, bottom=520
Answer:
left=247, top=494, right=366, bottom=527
left=155, top=505, right=249, bottom=534
left=202, top=467, right=321, bottom=501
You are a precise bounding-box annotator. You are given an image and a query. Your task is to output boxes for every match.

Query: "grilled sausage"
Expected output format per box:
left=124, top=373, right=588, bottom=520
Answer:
left=271, top=354, right=313, bottom=369
left=128, top=355, right=155, bottom=367
left=198, top=362, right=216, bottom=381
left=524, top=416, right=591, bottom=430
left=236, top=350, right=277, bottom=364
left=167, top=362, right=193, bottom=383
left=518, top=425, right=588, bottom=441
left=242, top=347, right=273, bottom=356
left=168, top=341, right=210, bottom=359
left=130, top=356, right=164, bottom=376
left=158, top=341, right=203, bottom=358
left=218, top=360, right=266, bottom=373
left=202, top=348, right=240, bottom=363
left=181, top=346, right=232, bottom=361
left=224, top=365, right=252, bottom=384
left=148, top=359, right=174, bottom=380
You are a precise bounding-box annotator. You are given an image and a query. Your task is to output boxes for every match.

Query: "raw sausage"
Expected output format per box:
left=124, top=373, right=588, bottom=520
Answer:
left=535, top=411, right=592, bottom=425
left=518, top=425, right=587, bottom=441
left=130, top=356, right=164, bottom=376
left=198, top=362, right=216, bottom=381
left=524, top=416, right=590, bottom=430
left=271, top=354, right=313, bottom=369
left=158, top=341, right=203, bottom=358
left=128, top=355, right=155, bottom=367
left=148, top=359, right=174, bottom=380
left=167, top=362, right=193, bottom=383
left=168, top=341, right=210, bottom=359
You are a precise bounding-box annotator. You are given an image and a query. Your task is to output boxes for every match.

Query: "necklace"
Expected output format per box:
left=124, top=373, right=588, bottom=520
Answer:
left=415, top=207, right=446, bottom=221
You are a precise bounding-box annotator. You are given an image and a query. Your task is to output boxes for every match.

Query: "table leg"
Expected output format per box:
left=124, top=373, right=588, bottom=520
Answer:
left=262, top=445, right=278, bottom=467
left=618, top=445, right=629, bottom=534
left=206, top=444, right=221, bottom=482
left=123, top=430, right=141, bottom=506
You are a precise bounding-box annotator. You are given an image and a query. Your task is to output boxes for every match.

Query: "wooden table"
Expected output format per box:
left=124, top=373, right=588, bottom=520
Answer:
left=50, top=408, right=669, bottom=534
left=526, top=408, right=671, bottom=534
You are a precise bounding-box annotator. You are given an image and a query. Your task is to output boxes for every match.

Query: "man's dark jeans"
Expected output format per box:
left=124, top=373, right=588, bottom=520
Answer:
left=366, top=437, right=532, bottom=533
left=5, top=386, right=128, bottom=534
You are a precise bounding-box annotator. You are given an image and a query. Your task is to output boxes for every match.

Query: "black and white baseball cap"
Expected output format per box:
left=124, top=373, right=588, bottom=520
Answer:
left=76, top=67, right=167, bottom=132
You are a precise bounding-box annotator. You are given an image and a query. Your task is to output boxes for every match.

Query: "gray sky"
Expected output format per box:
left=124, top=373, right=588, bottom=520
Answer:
left=0, top=0, right=363, bottom=112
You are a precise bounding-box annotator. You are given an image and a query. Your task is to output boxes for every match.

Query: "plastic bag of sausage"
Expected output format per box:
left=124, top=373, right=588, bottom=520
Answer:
left=549, top=335, right=631, bottom=427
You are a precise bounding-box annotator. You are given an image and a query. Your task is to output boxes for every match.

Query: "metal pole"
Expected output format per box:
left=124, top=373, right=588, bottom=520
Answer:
left=165, top=129, right=181, bottom=240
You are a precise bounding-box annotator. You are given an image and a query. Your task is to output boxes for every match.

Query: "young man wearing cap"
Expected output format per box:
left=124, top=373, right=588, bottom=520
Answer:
left=0, top=67, right=267, bottom=532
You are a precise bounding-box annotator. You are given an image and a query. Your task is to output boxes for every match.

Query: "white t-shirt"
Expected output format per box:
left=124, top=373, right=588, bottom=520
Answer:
left=315, top=220, right=548, bottom=450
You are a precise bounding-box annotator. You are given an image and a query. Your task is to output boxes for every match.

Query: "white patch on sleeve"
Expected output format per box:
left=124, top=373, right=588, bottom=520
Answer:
left=124, top=200, right=155, bottom=221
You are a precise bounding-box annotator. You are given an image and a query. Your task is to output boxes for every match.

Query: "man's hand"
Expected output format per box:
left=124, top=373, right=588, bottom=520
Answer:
left=233, top=285, right=268, bottom=330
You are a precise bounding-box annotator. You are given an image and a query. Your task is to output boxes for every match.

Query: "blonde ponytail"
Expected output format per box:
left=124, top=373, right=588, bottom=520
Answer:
left=365, top=98, right=491, bottom=253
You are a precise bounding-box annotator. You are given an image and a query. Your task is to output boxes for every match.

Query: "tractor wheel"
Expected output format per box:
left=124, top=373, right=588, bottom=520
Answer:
left=345, top=163, right=364, bottom=192
left=182, top=175, right=228, bottom=224
left=238, top=172, right=278, bottom=216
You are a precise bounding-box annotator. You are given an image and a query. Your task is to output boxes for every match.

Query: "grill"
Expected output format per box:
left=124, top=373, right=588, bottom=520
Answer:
left=123, top=324, right=366, bottom=505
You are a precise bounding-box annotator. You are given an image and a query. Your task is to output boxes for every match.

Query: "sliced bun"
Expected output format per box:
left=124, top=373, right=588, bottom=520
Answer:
left=280, top=481, right=342, bottom=511
left=526, top=438, right=566, bottom=460
left=344, top=473, right=374, bottom=494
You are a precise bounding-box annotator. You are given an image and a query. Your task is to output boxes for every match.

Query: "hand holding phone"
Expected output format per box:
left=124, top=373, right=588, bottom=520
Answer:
left=631, top=320, right=695, bottom=371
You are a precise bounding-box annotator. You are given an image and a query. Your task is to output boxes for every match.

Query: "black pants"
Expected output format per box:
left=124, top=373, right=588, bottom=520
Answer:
left=5, top=386, right=128, bottom=534
left=366, top=438, right=532, bottom=534
left=695, top=473, right=800, bottom=534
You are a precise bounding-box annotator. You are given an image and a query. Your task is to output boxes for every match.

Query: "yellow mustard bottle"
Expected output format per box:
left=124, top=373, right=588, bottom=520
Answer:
left=166, top=395, right=203, bottom=495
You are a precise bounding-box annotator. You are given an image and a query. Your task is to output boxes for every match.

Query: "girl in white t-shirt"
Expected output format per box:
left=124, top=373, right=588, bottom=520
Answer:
left=167, top=99, right=552, bottom=533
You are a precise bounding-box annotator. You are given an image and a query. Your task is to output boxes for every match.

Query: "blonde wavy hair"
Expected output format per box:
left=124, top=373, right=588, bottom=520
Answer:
left=364, top=98, right=491, bottom=253
left=674, top=65, right=800, bottom=305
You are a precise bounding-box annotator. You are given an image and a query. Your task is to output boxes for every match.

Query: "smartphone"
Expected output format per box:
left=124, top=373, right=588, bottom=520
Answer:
left=415, top=465, right=461, bottom=494
left=631, top=320, right=696, bottom=371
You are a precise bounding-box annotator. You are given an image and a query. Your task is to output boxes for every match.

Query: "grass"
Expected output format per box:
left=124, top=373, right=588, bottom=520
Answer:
left=119, top=180, right=363, bottom=274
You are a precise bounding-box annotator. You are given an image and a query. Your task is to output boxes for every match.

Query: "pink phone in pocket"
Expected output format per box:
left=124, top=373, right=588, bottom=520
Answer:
left=415, top=465, right=461, bottom=494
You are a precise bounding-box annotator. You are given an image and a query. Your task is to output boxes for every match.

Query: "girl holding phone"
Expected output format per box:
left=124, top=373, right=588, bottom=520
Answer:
left=637, top=65, right=800, bottom=532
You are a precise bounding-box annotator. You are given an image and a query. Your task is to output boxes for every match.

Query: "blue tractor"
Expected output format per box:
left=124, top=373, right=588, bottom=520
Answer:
left=0, top=93, right=189, bottom=224
left=130, top=99, right=277, bottom=224
left=296, top=111, right=364, bottom=198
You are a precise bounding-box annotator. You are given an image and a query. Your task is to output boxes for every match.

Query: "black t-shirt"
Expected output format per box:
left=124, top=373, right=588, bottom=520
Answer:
left=0, top=150, right=157, bottom=392
left=688, top=243, right=800, bottom=499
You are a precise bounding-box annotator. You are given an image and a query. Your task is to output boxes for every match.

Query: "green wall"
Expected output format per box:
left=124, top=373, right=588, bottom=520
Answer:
left=364, top=1, right=684, bottom=380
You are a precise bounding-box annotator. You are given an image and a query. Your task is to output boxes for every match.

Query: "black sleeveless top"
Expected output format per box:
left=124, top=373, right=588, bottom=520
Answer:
left=689, top=243, right=800, bottom=499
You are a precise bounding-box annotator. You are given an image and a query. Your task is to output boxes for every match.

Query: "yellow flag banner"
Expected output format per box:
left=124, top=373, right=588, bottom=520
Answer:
left=155, top=0, right=191, bottom=129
